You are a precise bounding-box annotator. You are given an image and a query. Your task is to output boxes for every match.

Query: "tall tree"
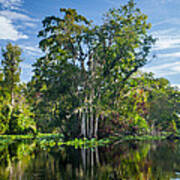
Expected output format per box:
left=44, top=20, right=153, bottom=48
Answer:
left=0, top=43, right=36, bottom=134
left=1, top=43, right=22, bottom=107
left=33, top=0, right=155, bottom=138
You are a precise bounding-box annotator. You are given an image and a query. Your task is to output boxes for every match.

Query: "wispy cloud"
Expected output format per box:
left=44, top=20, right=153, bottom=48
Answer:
left=152, top=28, right=175, bottom=35
left=0, top=10, right=36, bottom=21
left=149, top=24, right=180, bottom=80
left=158, top=52, right=180, bottom=58
left=171, top=65, right=180, bottom=72
left=24, top=22, right=37, bottom=28
left=142, top=61, right=180, bottom=77
left=0, top=0, right=22, bottom=10
left=151, top=28, right=180, bottom=51
left=153, top=37, right=180, bottom=51
left=20, top=45, right=41, bottom=56
left=104, top=0, right=117, bottom=5
left=20, top=62, right=34, bottom=82
left=153, top=18, right=180, bottom=27
left=20, top=62, right=32, bottom=69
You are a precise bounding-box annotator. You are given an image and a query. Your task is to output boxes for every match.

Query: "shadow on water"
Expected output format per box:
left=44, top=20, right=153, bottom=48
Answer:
left=1, top=140, right=180, bottom=179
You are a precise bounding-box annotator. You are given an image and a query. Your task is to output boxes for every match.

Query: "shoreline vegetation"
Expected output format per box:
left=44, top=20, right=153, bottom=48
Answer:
left=0, top=133, right=176, bottom=141
left=0, top=133, right=179, bottom=149
left=0, top=0, right=180, bottom=141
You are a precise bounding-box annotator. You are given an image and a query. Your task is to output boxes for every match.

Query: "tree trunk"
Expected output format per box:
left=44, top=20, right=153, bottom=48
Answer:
left=81, top=148, right=86, bottom=170
left=89, top=53, right=95, bottom=139
left=81, top=109, right=86, bottom=137
left=86, top=108, right=89, bottom=138
left=95, top=147, right=100, bottom=166
left=91, top=148, right=94, bottom=177
left=90, top=106, right=94, bottom=138
left=94, top=115, right=99, bottom=138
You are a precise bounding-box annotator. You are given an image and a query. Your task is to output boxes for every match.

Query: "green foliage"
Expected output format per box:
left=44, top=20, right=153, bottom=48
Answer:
left=0, top=43, right=36, bottom=134
left=1, top=43, right=22, bottom=106
left=142, top=74, right=180, bottom=134
left=0, top=1, right=179, bottom=138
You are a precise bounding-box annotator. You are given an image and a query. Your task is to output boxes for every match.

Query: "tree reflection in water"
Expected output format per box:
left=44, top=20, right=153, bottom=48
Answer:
left=0, top=140, right=180, bottom=179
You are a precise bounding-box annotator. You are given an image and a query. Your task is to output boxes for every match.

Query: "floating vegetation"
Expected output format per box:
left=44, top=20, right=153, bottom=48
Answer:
left=37, top=137, right=111, bottom=150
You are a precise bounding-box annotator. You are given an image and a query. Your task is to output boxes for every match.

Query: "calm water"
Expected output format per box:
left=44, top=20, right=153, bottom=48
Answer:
left=0, top=140, right=180, bottom=179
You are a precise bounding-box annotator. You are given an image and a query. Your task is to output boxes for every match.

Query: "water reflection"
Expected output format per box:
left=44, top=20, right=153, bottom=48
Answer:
left=1, top=140, right=180, bottom=179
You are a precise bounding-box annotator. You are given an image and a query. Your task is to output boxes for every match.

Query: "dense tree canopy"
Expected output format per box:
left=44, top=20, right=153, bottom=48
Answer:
left=0, top=0, right=179, bottom=138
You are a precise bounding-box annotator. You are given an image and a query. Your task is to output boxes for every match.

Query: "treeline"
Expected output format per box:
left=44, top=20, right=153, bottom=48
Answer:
left=0, top=0, right=180, bottom=138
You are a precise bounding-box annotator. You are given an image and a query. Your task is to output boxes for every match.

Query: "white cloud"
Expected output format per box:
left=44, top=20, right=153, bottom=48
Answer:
left=0, top=16, right=28, bottom=40
left=0, top=0, right=22, bottom=9
left=0, top=2, right=38, bottom=41
left=172, top=84, right=180, bottom=89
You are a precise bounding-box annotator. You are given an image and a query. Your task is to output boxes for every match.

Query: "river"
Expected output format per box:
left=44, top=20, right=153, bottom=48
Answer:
left=0, top=140, right=180, bottom=179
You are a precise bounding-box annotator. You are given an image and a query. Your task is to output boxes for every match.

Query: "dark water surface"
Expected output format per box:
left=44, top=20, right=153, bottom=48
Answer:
left=0, top=140, right=180, bottom=180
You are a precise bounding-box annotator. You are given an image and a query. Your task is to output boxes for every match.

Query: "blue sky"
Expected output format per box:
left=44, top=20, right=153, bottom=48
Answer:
left=0, top=0, right=180, bottom=88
